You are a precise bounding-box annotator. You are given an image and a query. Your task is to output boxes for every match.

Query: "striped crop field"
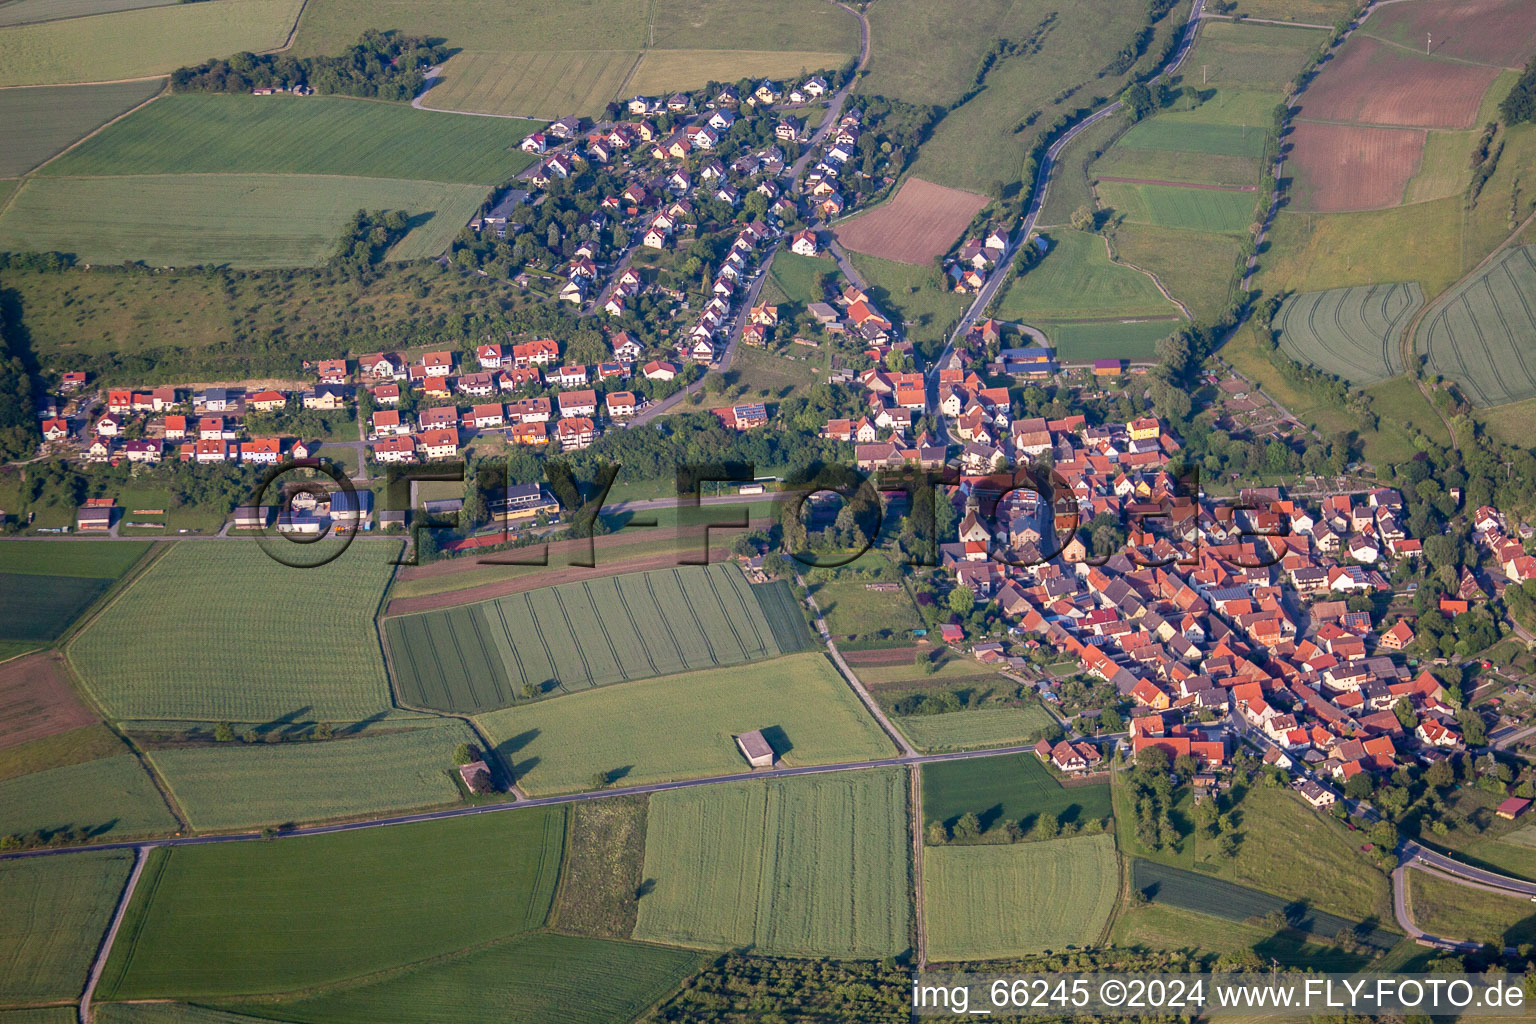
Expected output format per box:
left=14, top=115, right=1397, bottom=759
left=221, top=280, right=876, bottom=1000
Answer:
left=1276, top=281, right=1423, bottom=384
left=0, top=174, right=487, bottom=268
left=0, top=79, right=163, bottom=177
left=1415, top=245, right=1536, bottom=407
left=70, top=541, right=397, bottom=724
left=386, top=563, right=805, bottom=713
left=633, top=769, right=911, bottom=956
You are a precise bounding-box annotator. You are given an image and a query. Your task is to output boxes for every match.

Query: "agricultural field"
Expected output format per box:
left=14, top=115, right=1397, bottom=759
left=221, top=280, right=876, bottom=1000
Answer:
left=46, top=94, right=540, bottom=183
left=385, top=563, right=792, bottom=713
left=99, top=807, right=565, bottom=999
left=0, top=174, right=487, bottom=268
left=923, top=834, right=1118, bottom=960
left=0, top=851, right=134, bottom=1004
left=475, top=652, right=895, bottom=795
left=1254, top=198, right=1467, bottom=299
left=1297, top=36, right=1500, bottom=130
left=624, top=48, right=849, bottom=96
left=846, top=251, right=971, bottom=355
left=1110, top=223, right=1244, bottom=322
left=0, top=0, right=303, bottom=87
left=0, top=652, right=96, bottom=751
left=834, top=178, right=989, bottom=266
left=228, top=932, right=705, bottom=1024
left=0, top=0, right=178, bottom=26
left=808, top=576, right=922, bottom=638
left=1406, top=868, right=1536, bottom=947
left=1046, top=318, right=1177, bottom=362
left=0, top=722, right=125, bottom=782
left=997, top=229, right=1184, bottom=324
left=894, top=705, right=1055, bottom=753
left=552, top=796, right=648, bottom=938
left=1097, top=180, right=1257, bottom=234
left=96, top=1009, right=294, bottom=1024
left=0, top=754, right=176, bottom=840
left=633, top=770, right=911, bottom=956
left=0, top=539, right=150, bottom=647
left=1110, top=898, right=1373, bottom=969
left=1286, top=121, right=1427, bottom=212
left=1274, top=281, right=1422, bottom=384
left=1114, top=117, right=1269, bottom=159
left=1414, top=245, right=1536, bottom=407
left=1362, top=0, right=1536, bottom=68
left=146, top=721, right=477, bottom=830
left=1132, top=859, right=1400, bottom=951
left=1403, top=127, right=1478, bottom=204
left=922, top=752, right=1111, bottom=838
left=0, top=79, right=161, bottom=177
left=0, top=1011, right=79, bottom=1024
left=420, top=50, right=639, bottom=119
left=70, top=541, right=397, bottom=724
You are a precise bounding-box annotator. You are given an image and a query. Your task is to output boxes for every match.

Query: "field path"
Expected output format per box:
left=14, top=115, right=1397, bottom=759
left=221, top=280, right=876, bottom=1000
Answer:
left=910, top=763, right=927, bottom=968
left=798, top=572, right=915, bottom=757
left=79, top=844, right=150, bottom=1024
left=1103, top=234, right=1193, bottom=319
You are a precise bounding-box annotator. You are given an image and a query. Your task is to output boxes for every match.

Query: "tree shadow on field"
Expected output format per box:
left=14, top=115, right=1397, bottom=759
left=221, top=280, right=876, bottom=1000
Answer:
left=253, top=706, right=315, bottom=738
left=338, top=710, right=391, bottom=737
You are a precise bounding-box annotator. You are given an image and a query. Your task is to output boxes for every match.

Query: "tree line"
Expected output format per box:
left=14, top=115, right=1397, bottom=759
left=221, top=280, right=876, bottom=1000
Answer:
left=169, top=29, right=449, bottom=102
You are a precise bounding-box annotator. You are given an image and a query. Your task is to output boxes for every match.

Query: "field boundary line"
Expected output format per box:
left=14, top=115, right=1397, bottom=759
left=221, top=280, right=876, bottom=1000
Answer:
left=19, top=78, right=168, bottom=179
left=1357, top=27, right=1518, bottom=70
left=1100, top=232, right=1192, bottom=319
left=910, top=762, right=926, bottom=968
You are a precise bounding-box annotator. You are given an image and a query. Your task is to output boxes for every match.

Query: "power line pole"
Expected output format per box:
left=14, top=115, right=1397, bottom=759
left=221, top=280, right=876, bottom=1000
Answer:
left=1203, top=64, right=1208, bottom=85
left=1426, top=31, right=1431, bottom=54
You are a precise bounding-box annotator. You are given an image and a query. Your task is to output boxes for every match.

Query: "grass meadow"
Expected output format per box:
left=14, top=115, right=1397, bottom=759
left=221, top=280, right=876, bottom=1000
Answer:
left=895, top=705, right=1055, bottom=753
left=146, top=722, right=477, bottom=830
left=100, top=807, right=565, bottom=999
left=475, top=652, right=896, bottom=795
left=234, top=932, right=705, bottom=1024
left=552, top=796, right=648, bottom=939
left=998, top=229, right=1183, bottom=322
left=1407, top=868, right=1536, bottom=948
left=385, top=563, right=791, bottom=713
left=421, top=50, right=639, bottom=119
left=0, top=79, right=161, bottom=177
left=46, top=94, right=540, bottom=183
left=0, top=754, right=176, bottom=840
left=924, top=834, right=1118, bottom=959
left=1097, top=181, right=1258, bottom=234
left=0, top=174, right=486, bottom=268
left=0, top=0, right=302, bottom=87
left=922, top=753, right=1110, bottom=837
left=1109, top=899, right=1371, bottom=969
left=0, top=851, right=133, bottom=1004
left=1110, top=223, right=1244, bottom=322
left=625, top=49, right=849, bottom=96
left=0, top=721, right=125, bottom=782
left=634, top=769, right=911, bottom=956
left=1275, top=281, right=1421, bottom=384
left=763, top=249, right=835, bottom=317
left=809, top=577, right=922, bottom=637
left=846, top=251, right=970, bottom=355
left=70, top=541, right=397, bottom=724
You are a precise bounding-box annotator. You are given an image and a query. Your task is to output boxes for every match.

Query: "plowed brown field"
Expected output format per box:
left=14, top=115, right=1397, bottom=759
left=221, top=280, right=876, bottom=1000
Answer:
left=1365, top=0, right=1536, bottom=68
left=1286, top=121, right=1425, bottom=212
left=1296, top=35, right=1499, bottom=129
left=834, top=177, right=989, bottom=265
left=0, top=652, right=96, bottom=751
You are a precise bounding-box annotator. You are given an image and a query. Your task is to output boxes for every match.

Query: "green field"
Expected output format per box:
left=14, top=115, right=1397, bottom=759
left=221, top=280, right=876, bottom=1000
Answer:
left=146, top=722, right=477, bottom=830
left=922, top=752, right=1110, bottom=838
left=1046, top=318, right=1177, bottom=362
left=1110, top=899, right=1370, bottom=968
left=0, top=1010, right=82, bottom=1024
left=421, top=50, right=640, bottom=119
left=1092, top=144, right=1261, bottom=187
left=99, top=807, right=564, bottom=999
left=634, top=770, right=911, bottom=956
left=475, top=652, right=895, bottom=795
left=1110, top=223, right=1244, bottom=322
left=1276, top=282, right=1422, bottom=384
left=227, top=931, right=704, bottom=1024
left=71, top=541, right=396, bottom=724
left=894, top=705, right=1055, bottom=753
left=846, top=251, right=971, bottom=355
left=998, top=230, right=1183, bottom=322
left=0, top=541, right=150, bottom=646
left=0, top=541, right=152, bottom=578
left=0, top=754, right=177, bottom=840
left=1414, top=245, right=1536, bottom=407
left=386, top=563, right=804, bottom=713
left=763, top=249, right=835, bottom=317
left=625, top=48, right=849, bottom=97
left=45, top=94, right=539, bottom=183
left=0, top=722, right=125, bottom=782
left=809, top=577, right=922, bottom=638
left=1184, top=20, right=1328, bottom=92
left=0, top=0, right=178, bottom=26
left=0, top=0, right=302, bottom=87
left=924, top=834, right=1118, bottom=959
left=0, top=79, right=161, bottom=177
left=1407, top=868, right=1536, bottom=948
left=552, top=796, right=648, bottom=938
left=1097, top=181, right=1258, bottom=234
left=0, top=174, right=486, bottom=267
left=96, top=1008, right=299, bottom=1024
left=0, top=851, right=133, bottom=1004
left=1132, top=859, right=1400, bottom=950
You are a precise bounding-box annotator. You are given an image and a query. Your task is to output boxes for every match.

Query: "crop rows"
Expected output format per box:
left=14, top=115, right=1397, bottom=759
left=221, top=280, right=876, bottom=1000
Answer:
left=1132, top=859, right=1399, bottom=949
left=1277, top=281, right=1421, bottom=384
left=0, top=851, right=135, bottom=1004
left=1415, top=245, right=1536, bottom=407
left=633, top=769, right=911, bottom=956
left=387, top=563, right=785, bottom=713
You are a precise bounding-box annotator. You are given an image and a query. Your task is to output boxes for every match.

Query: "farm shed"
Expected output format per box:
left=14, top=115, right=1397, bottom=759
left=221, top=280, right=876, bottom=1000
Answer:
left=735, top=730, right=775, bottom=768
left=1497, top=797, right=1530, bottom=820
left=76, top=500, right=115, bottom=532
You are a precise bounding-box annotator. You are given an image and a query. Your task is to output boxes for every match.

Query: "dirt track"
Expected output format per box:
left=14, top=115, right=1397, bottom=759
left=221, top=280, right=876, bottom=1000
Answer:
left=385, top=544, right=734, bottom=615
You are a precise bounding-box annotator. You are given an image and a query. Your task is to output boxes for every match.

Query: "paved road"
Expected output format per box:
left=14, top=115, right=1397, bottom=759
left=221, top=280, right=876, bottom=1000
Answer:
left=79, top=845, right=149, bottom=1024
left=786, top=0, right=872, bottom=186
left=0, top=741, right=1045, bottom=863
left=933, top=0, right=1206, bottom=370
left=1401, top=840, right=1536, bottom=897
